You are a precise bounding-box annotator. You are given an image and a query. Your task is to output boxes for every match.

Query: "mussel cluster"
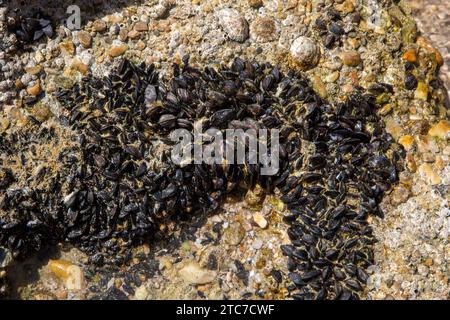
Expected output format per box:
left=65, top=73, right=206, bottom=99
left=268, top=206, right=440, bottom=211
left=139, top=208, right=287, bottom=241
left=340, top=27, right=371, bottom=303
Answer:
left=6, top=12, right=53, bottom=44
left=0, top=57, right=403, bottom=299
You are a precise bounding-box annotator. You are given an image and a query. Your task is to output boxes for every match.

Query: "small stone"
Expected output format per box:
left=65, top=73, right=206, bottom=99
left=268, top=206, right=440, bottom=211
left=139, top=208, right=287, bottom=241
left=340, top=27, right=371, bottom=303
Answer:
left=424, top=258, right=434, bottom=266
left=128, top=30, right=141, bottom=39
left=134, top=22, right=148, bottom=32
left=418, top=163, right=441, bottom=185
left=248, top=0, right=263, bottom=8
left=179, top=261, right=217, bottom=285
left=217, top=8, right=249, bottom=42
left=398, top=135, right=414, bottom=150
left=416, top=36, right=444, bottom=66
left=25, top=65, right=42, bottom=75
left=15, top=78, right=24, bottom=89
left=93, top=19, right=107, bottom=33
left=59, top=41, right=75, bottom=55
left=312, top=74, right=327, bottom=98
left=390, top=185, right=410, bottom=205
left=402, top=49, right=417, bottom=63
left=134, top=285, right=149, bottom=300
left=136, top=40, right=146, bottom=51
left=290, top=36, right=320, bottom=70
left=253, top=212, right=268, bottom=229
left=405, top=73, right=418, bottom=90
left=48, top=259, right=85, bottom=290
left=223, top=222, right=246, bottom=246
left=428, top=120, right=450, bottom=139
left=336, top=0, right=355, bottom=14
left=252, top=239, right=263, bottom=249
left=325, top=71, right=340, bottom=83
left=250, top=17, right=278, bottom=43
left=340, top=50, right=361, bottom=66
left=71, top=59, right=89, bottom=75
left=406, top=154, right=417, bottom=173
left=27, top=80, right=41, bottom=96
left=32, top=103, right=52, bottom=122
left=414, top=81, right=428, bottom=101
left=0, top=247, right=13, bottom=268
left=77, top=31, right=92, bottom=48
left=0, top=116, right=10, bottom=133
left=245, top=184, right=265, bottom=207
left=108, top=45, right=128, bottom=58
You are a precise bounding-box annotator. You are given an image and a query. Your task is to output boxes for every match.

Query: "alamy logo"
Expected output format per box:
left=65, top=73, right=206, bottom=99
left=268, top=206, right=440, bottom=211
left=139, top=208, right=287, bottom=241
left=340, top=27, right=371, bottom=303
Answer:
left=170, top=124, right=280, bottom=176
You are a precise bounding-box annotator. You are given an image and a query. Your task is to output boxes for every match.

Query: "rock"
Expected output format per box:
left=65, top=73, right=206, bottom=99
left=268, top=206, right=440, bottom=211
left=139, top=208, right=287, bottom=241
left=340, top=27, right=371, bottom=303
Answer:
left=217, top=8, right=249, bottom=42
left=402, top=48, right=417, bottom=63
left=15, top=79, right=24, bottom=89
left=250, top=17, right=278, bottom=43
left=0, top=116, right=10, bottom=133
left=414, top=81, right=428, bottom=101
left=418, top=163, right=441, bottom=185
left=48, top=259, right=85, bottom=290
left=340, top=50, right=361, bottom=66
left=248, top=0, right=263, bottom=8
left=93, top=19, right=107, bottom=33
left=424, top=258, right=434, bottom=267
left=416, top=36, right=444, bottom=66
left=78, top=31, right=92, bottom=49
left=398, top=135, right=414, bottom=150
left=428, top=120, right=450, bottom=139
left=108, top=45, right=128, bottom=58
left=179, top=261, right=217, bottom=285
left=25, top=65, right=42, bottom=75
left=253, top=212, right=268, bottom=229
left=390, top=185, right=410, bottom=205
left=134, top=285, right=149, bottom=300
left=134, top=22, right=148, bottom=32
left=336, top=0, right=355, bottom=14
left=59, top=41, right=75, bottom=56
left=27, top=80, right=41, bottom=96
left=71, top=59, right=89, bottom=75
left=223, top=222, right=246, bottom=246
left=245, top=184, right=265, bottom=207
left=290, top=36, right=320, bottom=70
left=128, top=30, right=141, bottom=40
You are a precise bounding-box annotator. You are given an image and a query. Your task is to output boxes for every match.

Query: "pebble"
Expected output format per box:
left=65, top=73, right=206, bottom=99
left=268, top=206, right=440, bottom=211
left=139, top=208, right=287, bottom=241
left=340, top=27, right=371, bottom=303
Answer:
left=108, top=45, right=128, bottom=58
left=428, top=120, right=450, bottom=139
left=402, top=48, right=418, bottom=63
left=217, top=8, right=249, bottom=42
left=390, top=185, right=410, bottom=205
left=290, top=36, right=321, bottom=70
left=93, top=19, right=107, bottom=33
left=398, top=135, right=415, bottom=150
left=0, top=247, right=13, bottom=268
left=418, top=163, right=441, bottom=185
left=248, top=0, right=263, bottom=8
left=71, top=59, right=89, bottom=75
left=59, top=41, right=75, bottom=56
left=77, top=31, right=92, bottom=49
left=414, top=81, right=428, bottom=101
left=223, top=222, right=246, bottom=246
left=179, top=261, right=217, bottom=285
left=134, top=285, right=149, bottom=300
left=245, top=184, right=265, bottom=207
left=134, top=22, right=149, bottom=32
left=252, top=212, right=268, bottom=229
left=250, top=17, right=278, bottom=43
left=48, top=259, right=85, bottom=290
left=340, top=50, right=361, bottom=66
left=25, top=66, right=42, bottom=75
left=416, top=36, right=444, bottom=66
left=27, top=80, right=41, bottom=96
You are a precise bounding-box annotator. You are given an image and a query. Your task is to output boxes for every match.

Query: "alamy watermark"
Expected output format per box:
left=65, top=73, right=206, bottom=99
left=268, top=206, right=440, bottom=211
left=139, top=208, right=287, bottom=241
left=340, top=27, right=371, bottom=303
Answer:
left=170, top=124, right=280, bottom=176
left=66, top=5, right=81, bottom=30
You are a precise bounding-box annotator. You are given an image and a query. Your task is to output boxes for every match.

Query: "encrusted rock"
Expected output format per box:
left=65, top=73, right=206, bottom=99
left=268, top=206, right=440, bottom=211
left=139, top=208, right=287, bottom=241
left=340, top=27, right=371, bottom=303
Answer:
left=93, top=19, right=107, bottom=33
left=77, top=31, right=92, bottom=49
left=223, top=222, right=246, bottom=246
left=340, top=50, right=361, bottom=66
left=179, top=261, right=217, bottom=285
left=290, top=36, right=320, bottom=70
left=428, top=120, right=450, bottom=139
left=217, top=8, right=249, bottom=42
left=108, top=45, right=128, bottom=58
left=250, top=17, right=278, bottom=43
left=48, top=259, right=85, bottom=291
